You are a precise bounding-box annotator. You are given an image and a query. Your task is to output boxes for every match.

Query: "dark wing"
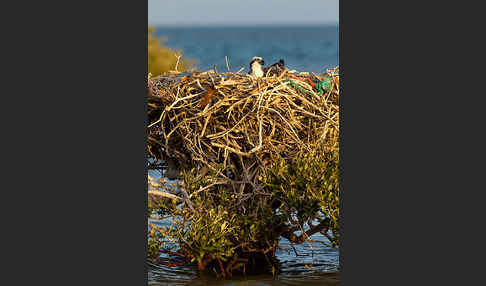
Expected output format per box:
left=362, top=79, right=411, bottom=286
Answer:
left=263, top=59, right=285, bottom=75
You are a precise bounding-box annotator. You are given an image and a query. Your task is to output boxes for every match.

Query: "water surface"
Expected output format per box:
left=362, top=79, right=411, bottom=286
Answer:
left=153, top=25, right=338, bottom=73
left=148, top=218, right=339, bottom=286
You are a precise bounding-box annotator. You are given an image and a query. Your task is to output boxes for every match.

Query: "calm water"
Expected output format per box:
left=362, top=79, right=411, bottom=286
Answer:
left=153, top=25, right=339, bottom=74
left=148, top=218, right=339, bottom=286
left=148, top=25, right=339, bottom=285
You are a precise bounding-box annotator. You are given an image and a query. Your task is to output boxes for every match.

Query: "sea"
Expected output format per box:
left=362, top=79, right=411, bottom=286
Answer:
left=148, top=25, right=339, bottom=286
left=152, top=25, right=339, bottom=74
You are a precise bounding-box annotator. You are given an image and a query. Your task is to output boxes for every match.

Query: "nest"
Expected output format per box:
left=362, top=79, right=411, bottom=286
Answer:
left=147, top=67, right=339, bottom=202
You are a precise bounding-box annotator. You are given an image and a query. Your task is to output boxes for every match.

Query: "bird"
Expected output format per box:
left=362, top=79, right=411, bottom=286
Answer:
left=248, top=57, right=285, bottom=78
left=263, top=59, right=285, bottom=76
left=249, top=56, right=265, bottom=78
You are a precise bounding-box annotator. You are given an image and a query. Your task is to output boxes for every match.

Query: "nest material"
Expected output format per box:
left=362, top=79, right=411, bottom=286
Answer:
left=147, top=67, right=339, bottom=203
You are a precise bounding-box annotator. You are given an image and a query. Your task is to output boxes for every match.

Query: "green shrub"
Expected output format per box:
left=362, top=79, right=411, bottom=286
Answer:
left=148, top=139, right=340, bottom=276
left=265, top=139, right=340, bottom=248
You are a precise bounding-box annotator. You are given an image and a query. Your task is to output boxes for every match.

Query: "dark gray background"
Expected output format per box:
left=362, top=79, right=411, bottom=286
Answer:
left=3, top=0, right=482, bottom=285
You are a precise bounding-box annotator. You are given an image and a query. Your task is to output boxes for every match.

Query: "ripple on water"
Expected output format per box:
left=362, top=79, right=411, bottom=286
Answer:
left=148, top=233, right=339, bottom=286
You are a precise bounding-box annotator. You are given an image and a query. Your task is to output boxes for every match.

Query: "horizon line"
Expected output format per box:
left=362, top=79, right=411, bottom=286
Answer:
left=148, top=22, right=339, bottom=28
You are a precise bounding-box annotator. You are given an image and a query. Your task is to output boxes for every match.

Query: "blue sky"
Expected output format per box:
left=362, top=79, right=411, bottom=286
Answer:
left=148, top=0, right=339, bottom=26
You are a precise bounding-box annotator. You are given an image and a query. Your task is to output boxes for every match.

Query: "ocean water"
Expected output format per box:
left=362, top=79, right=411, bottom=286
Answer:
left=152, top=25, right=339, bottom=74
left=148, top=25, right=339, bottom=286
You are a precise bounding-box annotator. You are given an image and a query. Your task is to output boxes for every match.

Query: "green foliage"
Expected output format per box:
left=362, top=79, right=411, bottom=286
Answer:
left=148, top=168, right=280, bottom=267
left=148, top=134, right=340, bottom=272
left=265, top=135, right=340, bottom=247
left=148, top=26, right=195, bottom=76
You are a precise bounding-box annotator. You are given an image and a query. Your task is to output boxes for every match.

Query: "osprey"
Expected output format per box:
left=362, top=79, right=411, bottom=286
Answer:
left=249, top=57, right=285, bottom=78
left=264, top=59, right=285, bottom=76
left=249, top=56, right=264, bottom=77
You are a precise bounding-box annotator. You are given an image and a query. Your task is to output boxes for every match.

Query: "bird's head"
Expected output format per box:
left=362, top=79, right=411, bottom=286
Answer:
left=250, top=56, right=264, bottom=67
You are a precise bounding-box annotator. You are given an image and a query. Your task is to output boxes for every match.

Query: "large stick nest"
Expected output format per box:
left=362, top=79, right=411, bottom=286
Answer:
left=147, top=67, right=339, bottom=205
